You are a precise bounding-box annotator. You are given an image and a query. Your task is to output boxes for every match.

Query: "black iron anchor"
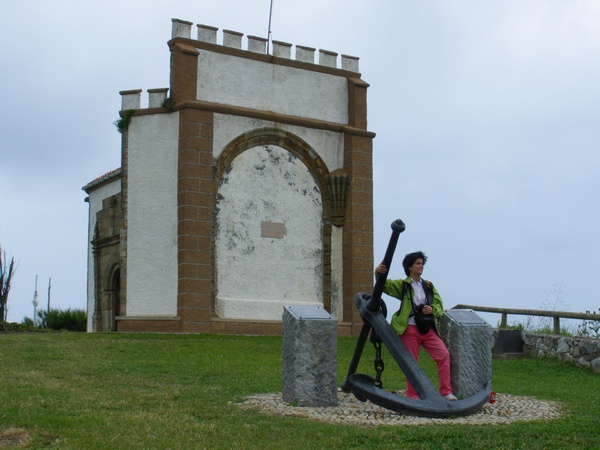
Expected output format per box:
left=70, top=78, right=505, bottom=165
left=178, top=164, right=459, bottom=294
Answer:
left=341, top=219, right=491, bottom=418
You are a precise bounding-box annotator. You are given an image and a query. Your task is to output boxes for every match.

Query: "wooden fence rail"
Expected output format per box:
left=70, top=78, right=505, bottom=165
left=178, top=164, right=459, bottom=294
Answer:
left=453, top=304, right=600, bottom=335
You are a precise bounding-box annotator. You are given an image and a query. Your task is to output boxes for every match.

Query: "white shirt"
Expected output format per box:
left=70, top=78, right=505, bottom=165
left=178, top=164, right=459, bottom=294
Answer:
left=408, top=278, right=426, bottom=326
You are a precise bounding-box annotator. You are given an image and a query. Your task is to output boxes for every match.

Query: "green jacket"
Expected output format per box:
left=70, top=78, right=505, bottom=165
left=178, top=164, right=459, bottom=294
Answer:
left=383, top=276, right=445, bottom=335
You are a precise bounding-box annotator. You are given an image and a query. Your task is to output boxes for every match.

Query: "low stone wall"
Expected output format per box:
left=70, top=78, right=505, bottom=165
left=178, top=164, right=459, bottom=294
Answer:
left=521, top=332, right=600, bottom=373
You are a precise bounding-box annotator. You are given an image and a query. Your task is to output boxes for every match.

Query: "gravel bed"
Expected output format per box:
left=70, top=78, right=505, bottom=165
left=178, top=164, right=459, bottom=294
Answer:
left=236, top=389, right=564, bottom=427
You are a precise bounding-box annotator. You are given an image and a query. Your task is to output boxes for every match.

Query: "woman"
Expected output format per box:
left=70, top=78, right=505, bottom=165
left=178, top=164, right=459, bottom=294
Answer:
left=375, top=251, right=456, bottom=400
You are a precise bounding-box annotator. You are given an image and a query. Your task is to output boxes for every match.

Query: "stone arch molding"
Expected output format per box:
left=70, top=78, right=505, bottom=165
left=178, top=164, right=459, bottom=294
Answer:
left=215, top=128, right=329, bottom=202
left=214, top=128, right=345, bottom=320
left=214, top=127, right=350, bottom=225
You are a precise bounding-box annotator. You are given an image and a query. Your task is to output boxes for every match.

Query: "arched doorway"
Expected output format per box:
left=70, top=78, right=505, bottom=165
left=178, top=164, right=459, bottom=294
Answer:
left=213, top=128, right=336, bottom=321
left=102, top=266, right=120, bottom=331
left=214, top=143, right=323, bottom=320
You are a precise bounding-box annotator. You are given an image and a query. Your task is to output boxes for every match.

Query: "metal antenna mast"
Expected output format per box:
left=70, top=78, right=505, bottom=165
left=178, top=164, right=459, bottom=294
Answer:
left=47, top=277, right=52, bottom=311
left=266, top=0, right=274, bottom=54
left=32, top=275, right=39, bottom=326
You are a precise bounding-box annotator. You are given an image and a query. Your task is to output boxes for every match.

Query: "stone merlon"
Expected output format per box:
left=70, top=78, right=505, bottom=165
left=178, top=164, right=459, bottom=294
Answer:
left=170, top=18, right=359, bottom=72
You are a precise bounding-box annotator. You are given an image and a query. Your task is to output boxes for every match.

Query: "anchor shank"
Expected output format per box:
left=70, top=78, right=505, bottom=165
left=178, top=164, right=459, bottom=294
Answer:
left=367, top=219, right=405, bottom=311
left=357, top=293, right=439, bottom=399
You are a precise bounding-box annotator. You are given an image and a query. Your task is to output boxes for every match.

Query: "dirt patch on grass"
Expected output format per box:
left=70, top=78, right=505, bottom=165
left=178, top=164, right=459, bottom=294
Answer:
left=0, top=428, right=30, bottom=448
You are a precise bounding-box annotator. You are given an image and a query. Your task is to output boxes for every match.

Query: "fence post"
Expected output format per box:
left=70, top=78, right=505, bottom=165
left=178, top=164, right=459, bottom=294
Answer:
left=553, top=317, right=561, bottom=334
left=500, top=313, right=508, bottom=328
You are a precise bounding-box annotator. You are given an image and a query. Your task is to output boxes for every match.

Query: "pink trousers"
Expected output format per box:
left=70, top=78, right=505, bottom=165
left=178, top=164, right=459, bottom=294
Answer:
left=399, top=324, right=453, bottom=398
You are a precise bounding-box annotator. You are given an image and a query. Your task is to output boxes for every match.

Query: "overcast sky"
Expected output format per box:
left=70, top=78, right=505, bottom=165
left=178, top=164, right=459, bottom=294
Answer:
left=1, top=1, right=599, bottom=329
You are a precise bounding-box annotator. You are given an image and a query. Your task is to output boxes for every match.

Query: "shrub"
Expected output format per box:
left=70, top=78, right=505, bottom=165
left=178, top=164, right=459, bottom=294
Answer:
left=38, top=308, right=86, bottom=332
left=0, top=320, right=38, bottom=332
left=533, top=326, right=572, bottom=336
left=114, top=109, right=136, bottom=133
left=578, top=309, right=600, bottom=338
left=498, top=322, right=524, bottom=330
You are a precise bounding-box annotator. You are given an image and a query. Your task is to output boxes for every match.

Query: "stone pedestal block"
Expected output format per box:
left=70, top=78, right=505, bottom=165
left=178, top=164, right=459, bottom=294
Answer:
left=438, top=309, right=492, bottom=399
left=282, top=306, right=338, bottom=406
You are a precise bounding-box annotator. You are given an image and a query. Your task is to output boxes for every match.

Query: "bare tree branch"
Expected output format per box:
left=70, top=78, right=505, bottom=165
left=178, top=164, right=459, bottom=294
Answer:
left=0, top=246, right=17, bottom=322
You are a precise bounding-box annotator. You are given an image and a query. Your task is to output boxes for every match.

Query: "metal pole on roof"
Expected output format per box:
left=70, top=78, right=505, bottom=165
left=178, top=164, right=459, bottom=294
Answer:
left=267, top=0, right=274, bottom=54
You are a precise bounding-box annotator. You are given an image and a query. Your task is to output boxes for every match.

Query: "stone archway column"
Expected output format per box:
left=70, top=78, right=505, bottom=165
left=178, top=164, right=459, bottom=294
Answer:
left=176, top=108, right=215, bottom=333
left=342, top=77, right=375, bottom=335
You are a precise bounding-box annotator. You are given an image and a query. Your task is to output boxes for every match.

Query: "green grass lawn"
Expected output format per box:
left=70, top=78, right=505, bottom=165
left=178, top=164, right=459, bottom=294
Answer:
left=1, top=333, right=598, bottom=449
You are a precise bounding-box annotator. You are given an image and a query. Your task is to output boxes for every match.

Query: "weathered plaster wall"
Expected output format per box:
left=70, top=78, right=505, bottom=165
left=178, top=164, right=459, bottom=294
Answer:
left=85, top=179, right=121, bottom=331
left=213, top=114, right=345, bottom=320
left=126, top=113, right=180, bottom=316
left=215, top=144, right=323, bottom=320
left=198, top=51, right=348, bottom=124
left=213, top=114, right=344, bottom=320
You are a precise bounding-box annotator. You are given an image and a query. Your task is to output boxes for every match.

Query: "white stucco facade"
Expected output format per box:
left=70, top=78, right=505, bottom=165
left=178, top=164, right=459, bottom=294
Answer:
left=330, top=225, right=344, bottom=321
left=198, top=51, right=348, bottom=124
left=125, top=112, right=180, bottom=316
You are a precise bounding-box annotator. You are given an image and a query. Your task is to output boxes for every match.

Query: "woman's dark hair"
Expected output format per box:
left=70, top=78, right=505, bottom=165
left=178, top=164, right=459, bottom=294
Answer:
left=402, top=251, right=427, bottom=276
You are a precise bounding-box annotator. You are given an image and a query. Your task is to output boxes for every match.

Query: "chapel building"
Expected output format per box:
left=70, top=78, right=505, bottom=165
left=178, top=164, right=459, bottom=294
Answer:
left=82, top=18, right=375, bottom=335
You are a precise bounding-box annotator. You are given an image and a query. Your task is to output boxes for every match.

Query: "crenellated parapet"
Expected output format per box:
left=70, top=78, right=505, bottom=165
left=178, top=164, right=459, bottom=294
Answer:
left=119, top=19, right=362, bottom=112
left=171, top=18, right=360, bottom=73
left=119, top=88, right=169, bottom=112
